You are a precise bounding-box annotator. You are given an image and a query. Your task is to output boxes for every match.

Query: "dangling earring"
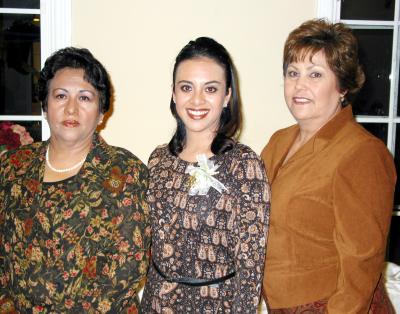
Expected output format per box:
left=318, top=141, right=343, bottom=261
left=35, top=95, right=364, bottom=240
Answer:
left=339, top=96, right=345, bottom=106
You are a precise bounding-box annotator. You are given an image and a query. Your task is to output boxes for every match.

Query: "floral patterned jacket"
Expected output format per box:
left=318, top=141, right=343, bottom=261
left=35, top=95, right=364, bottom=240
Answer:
left=0, top=133, right=151, bottom=314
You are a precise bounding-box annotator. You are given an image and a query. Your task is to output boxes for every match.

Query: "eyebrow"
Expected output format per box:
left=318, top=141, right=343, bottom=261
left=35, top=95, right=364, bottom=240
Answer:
left=176, top=80, right=222, bottom=85
left=79, top=89, right=96, bottom=95
left=287, top=63, right=324, bottom=71
left=52, top=88, right=96, bottom=95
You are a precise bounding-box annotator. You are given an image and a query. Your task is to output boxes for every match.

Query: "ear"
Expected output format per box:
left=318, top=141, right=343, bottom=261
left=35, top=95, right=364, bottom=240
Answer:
left=172, top=85, right=177, bottom=104
left=98, top=113, right=104, bottom=125
left=224, top=87, right=232, bottom=107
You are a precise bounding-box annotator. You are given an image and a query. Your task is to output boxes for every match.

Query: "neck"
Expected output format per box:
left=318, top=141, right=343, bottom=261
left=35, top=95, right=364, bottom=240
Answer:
left=48, top=136, right=92, bottom=168
left=297, top=106, right=342, bottom=143
left=297, top=123, right=321, bottom=145
left=180, top=131, right=215, bottom=162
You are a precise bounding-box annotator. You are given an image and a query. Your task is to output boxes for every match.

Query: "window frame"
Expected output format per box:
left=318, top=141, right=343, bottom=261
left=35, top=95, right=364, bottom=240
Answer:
left=0, top=0, right=71, bottom=140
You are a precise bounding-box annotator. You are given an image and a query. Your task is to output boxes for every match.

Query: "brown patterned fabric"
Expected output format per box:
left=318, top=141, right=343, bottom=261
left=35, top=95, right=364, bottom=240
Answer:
left=141, top=143, right=270, bottom=313
left=369, top=278, right=395, bottom=314
left=268, top=299, right=328, bottom=314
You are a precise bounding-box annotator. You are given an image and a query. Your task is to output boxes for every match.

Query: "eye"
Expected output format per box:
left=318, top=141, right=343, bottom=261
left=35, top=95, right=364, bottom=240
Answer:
left=180, top=84, right=192, bottom=92
left=79, top=95, right=91, bottom=102
left=310, top=72, right=322, bottom=78
left=286, top=70, right=298, bottom=78
left=55, top=93, right=66, bottom=100
left=205, top=86, right=217, bottom=93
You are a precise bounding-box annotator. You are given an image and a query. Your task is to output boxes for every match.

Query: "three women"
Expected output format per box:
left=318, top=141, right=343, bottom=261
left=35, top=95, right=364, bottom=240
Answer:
left=0, top=19, right=396, bottom=314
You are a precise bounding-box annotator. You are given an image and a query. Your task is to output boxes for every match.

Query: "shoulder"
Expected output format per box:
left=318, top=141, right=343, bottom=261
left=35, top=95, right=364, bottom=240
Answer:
left=264, top=124, right=297, bottom=149
left=337, top=121, right=392, bottom=160
left=1, top=141, right=44, bottom=172
left=108, top=145, right=147, bottom=173
left=260, top=124, right=297, bottom=162
left=94, top=138, right=148, bottom=178
left=334, top=122, right=395, bottom=179
left=2, top=141, right=44, bottom=159
left=227, top=142, right=267, bottom=181
left=229, top=142, right=262, bottom=161
left=149, top=144, right=169, bottom=158
left=147, top=144, right=169, bottom=169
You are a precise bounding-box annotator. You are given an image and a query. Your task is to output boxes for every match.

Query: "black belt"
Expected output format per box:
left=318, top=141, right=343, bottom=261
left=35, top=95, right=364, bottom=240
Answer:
left=152, top=258, right=235, bottom=287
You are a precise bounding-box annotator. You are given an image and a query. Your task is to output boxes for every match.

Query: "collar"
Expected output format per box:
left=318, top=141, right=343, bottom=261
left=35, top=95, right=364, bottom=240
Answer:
left=311, top=105, right=354, bottom=152
left=273, top=105, right=354, bottom=174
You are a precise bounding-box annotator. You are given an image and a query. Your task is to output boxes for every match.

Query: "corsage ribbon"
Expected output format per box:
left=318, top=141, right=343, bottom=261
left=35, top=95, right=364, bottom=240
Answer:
left=185, top=154, right=227, bottom=196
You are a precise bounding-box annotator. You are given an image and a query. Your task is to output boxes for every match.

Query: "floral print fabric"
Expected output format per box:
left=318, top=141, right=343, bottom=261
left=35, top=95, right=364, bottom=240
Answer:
left=0, top=133, right=151, bottom=313
left=141, top=144, right=270, bottom=313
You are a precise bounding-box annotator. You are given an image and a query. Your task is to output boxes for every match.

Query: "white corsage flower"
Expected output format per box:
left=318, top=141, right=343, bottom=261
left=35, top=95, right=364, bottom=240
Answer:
left=185, top=154, right=228, bottom=196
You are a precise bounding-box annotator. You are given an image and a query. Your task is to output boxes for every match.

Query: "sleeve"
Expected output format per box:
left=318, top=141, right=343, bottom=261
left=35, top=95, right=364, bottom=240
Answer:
left=230, top=151, right=270, bottom=313
left=0, top=154, right=17, bottom=313
left=327, top=140, right=396, bottom=314
left=82, top=157, right=151, bottom=313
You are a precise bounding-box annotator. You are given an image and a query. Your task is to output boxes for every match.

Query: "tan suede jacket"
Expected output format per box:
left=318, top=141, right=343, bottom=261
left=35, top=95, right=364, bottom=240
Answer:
left=261, top=106, right=396, bottom=313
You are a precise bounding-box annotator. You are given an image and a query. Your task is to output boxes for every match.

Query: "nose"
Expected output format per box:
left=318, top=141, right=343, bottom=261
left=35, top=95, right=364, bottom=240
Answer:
left=190, top=89, right=205, bottom=106
left=294, top=75, right=307, bottom=90
left=64, top=98, right=78, bottom=115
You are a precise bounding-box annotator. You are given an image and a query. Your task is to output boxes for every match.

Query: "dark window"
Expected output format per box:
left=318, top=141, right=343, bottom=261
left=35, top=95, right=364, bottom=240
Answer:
left=387, top=216, right=400, bottom=264
left=0, top=14, right=41, bottom=115
left=360, top=123, right=388, bottom=144
left=352, top=28, right=392, bottom=116
left=393, top=125, right=400, bottom=205
left=398, top=63, right=400, bottom=117
left=341, top=0, right=395, bottom=21
left=0, top=0, right=39, bottom=9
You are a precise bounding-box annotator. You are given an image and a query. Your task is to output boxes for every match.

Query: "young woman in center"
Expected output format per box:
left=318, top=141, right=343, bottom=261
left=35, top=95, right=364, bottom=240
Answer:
left=141, top=37, right=270, bottom=313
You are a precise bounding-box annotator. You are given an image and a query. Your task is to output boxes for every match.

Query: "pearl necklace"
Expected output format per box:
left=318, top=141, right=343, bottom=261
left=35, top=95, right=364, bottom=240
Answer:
left=46, top=146, right=86, bottom=173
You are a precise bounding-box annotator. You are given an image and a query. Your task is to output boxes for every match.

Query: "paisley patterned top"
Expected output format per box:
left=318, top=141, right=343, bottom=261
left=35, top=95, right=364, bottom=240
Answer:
left=0, top=133, right=151, bottom=314
left=141, top=143, right=270, bottom=314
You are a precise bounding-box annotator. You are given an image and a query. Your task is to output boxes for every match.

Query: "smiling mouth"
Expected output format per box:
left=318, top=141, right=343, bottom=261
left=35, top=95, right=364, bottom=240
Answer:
left=187, top=109, right=209, bottom=120
left=62, top=120, right=80, bottom=127
left=293, top=97, right=311, bottom=104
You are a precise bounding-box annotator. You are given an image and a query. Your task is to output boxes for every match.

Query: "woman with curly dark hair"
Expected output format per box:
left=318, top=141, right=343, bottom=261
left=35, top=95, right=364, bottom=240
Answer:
left=0, top=47, right=150, bottom=313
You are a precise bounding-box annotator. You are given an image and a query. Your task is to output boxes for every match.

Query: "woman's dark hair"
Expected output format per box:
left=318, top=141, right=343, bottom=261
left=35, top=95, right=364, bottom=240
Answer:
left=283, top=19, right=365, bottom=106
left=38, top=47, right=111, bottom=113
left=168, top=37, right=242, bottom=156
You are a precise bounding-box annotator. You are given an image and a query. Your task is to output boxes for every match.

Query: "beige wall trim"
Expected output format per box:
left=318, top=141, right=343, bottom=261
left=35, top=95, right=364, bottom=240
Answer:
left=40, top=0, right=72, bottom=140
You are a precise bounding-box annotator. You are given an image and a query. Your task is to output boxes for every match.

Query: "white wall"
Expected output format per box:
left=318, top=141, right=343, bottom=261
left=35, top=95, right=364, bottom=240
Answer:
left=72, top=0, right=317, bottom=163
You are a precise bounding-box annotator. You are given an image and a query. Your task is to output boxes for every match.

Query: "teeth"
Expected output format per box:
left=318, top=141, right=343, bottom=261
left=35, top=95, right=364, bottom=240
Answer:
left=188, top=109, right=208, bottom=116
left=294, top=97, right=309, bottom=103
